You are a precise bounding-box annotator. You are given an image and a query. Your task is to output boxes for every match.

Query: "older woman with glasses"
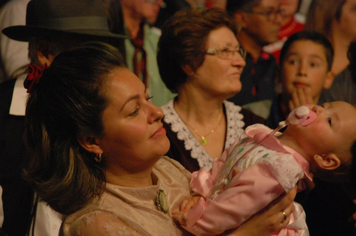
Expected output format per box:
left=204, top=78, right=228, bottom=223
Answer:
left=159, top=8, right=265, bottom=173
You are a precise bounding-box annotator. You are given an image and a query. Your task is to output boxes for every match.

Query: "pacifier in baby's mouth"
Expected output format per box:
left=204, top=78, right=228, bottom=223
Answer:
left=286, top=105, right=317, bottom=126
left=278, top=105, right=317, bottom=128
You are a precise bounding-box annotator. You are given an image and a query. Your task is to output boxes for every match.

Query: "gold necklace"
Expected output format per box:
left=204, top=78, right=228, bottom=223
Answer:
left=183, top=114, right=224, bottom=146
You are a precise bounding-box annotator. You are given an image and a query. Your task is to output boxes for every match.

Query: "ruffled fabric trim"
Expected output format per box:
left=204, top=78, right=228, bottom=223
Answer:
left=162, top=100, right=245, bottom=171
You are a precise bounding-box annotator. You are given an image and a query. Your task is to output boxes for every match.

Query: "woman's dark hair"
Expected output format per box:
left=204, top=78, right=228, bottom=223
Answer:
left=157, top=8, right=238, bottom=93
left=280, top=30, right=334, bottom=71
left=24, top=42, right=126, bottom=215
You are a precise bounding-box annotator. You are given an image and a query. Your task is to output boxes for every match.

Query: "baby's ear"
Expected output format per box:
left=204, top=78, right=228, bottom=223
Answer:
left=313, top=154, right=341, bottom=170
left=323, top=71, right=335, bottom=89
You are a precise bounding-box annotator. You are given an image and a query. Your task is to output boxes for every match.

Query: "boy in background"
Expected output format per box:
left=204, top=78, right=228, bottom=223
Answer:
left=268, top=30, right=334, bottom=128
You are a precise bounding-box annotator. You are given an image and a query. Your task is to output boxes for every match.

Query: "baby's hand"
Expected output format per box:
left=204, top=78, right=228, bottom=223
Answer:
left=180, top=196, right=201, bottom=212
left=172, top=196, right=201, bottom=226
left=172, top=211, right=187, bottom=226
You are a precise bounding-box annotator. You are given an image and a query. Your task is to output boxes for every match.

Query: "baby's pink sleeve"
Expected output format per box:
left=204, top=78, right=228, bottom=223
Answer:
left=184, top=162, right=285, bottom=235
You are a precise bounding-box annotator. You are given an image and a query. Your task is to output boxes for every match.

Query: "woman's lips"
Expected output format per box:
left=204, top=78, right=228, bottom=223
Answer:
left=151, top=126, right=166, bottom=139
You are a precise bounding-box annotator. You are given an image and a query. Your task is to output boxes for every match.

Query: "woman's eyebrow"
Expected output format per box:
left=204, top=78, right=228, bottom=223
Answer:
left=120, top=94, right=140, bottom=112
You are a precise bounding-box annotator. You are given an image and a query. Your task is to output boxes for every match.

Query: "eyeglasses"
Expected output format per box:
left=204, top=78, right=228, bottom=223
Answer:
left=205, top=47, right=247, bottom=60
left=245, top=8, right=283, bottom=21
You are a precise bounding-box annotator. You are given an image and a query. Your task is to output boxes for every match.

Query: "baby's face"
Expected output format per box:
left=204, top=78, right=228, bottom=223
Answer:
left=287, top=101, right=356, bottom=161
left=281, top=40, right=333, bottom=101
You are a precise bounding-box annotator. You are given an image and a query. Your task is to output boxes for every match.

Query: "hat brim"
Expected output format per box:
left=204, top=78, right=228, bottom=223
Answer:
left=2, top=25, right=129, bottom=42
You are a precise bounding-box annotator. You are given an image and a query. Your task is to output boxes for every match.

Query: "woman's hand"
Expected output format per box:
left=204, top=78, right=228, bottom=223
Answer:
left=223, top=186, right=298, bottom=236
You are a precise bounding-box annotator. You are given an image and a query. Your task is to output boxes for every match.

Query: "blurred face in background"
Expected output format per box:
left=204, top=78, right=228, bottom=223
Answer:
left=141, top=0, right=163, bottom=24
left=238, top=0, right=282, bottom=46
left=122, top=0, right=163, bottom=24
left=334, top=0, right=356, bottom=41
left=280, top=0, right=300, bottom=25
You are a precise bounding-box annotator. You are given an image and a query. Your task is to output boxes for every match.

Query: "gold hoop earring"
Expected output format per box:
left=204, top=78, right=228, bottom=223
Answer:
left=95, top=153, right=102, bottom=163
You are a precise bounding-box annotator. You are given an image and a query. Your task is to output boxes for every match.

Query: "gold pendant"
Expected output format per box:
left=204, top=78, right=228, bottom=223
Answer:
left=200, top=136, right=207, bottom=145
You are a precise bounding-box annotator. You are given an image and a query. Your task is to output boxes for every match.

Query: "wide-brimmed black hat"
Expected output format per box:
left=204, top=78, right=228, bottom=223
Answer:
left=2, top=0, right=127, bottom=42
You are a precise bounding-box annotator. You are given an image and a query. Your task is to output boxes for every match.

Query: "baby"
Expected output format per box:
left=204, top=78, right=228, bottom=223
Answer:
left=174, top=101, right=356, bottom=236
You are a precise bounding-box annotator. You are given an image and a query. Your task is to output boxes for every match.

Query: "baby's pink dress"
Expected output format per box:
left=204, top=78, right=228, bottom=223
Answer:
left=183, top=124, right=311, bottom=236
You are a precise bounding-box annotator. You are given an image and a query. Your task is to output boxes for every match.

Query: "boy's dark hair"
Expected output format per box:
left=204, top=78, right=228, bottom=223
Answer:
left=280, top=31, right=334, bottom=71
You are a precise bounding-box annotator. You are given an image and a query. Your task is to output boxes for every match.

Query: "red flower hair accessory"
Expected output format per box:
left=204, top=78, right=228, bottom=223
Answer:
left=24, top=64, right=47, bottom=93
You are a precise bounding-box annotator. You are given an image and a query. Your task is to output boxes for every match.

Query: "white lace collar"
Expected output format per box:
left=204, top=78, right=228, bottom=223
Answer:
left=162, top=100, right=245, bottom=171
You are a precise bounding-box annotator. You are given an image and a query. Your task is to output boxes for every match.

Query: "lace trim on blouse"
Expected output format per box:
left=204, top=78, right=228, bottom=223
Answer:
left=162, top=100, right=245, bottom=171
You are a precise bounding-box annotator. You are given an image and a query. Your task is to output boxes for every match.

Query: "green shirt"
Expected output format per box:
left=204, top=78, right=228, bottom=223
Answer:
left=125, top=24, right=175, bottom=107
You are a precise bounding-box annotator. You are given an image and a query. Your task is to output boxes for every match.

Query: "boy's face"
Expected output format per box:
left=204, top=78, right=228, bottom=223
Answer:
left=286, top=101, right=356, bottom=162
left=281, top=40, right=333, bottom=102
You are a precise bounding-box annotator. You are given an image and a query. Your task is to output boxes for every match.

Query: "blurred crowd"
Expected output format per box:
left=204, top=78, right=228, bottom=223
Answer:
left=1, top=0, right=356, bottom=236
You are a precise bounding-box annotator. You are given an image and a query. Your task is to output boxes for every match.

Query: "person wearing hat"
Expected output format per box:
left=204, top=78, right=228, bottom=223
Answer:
left=0, top=0, right=125, bottom=235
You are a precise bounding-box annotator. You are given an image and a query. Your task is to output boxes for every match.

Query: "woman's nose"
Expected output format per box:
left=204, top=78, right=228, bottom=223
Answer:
left=147, top=102, right=164, bottom=123
left=231, top=52, right=246, bottom=68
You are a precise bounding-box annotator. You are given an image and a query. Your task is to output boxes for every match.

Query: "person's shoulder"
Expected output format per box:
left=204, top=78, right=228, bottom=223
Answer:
left=156, top=156, right=191, bottom=178
left=157, top=156, right=186, bottom=171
